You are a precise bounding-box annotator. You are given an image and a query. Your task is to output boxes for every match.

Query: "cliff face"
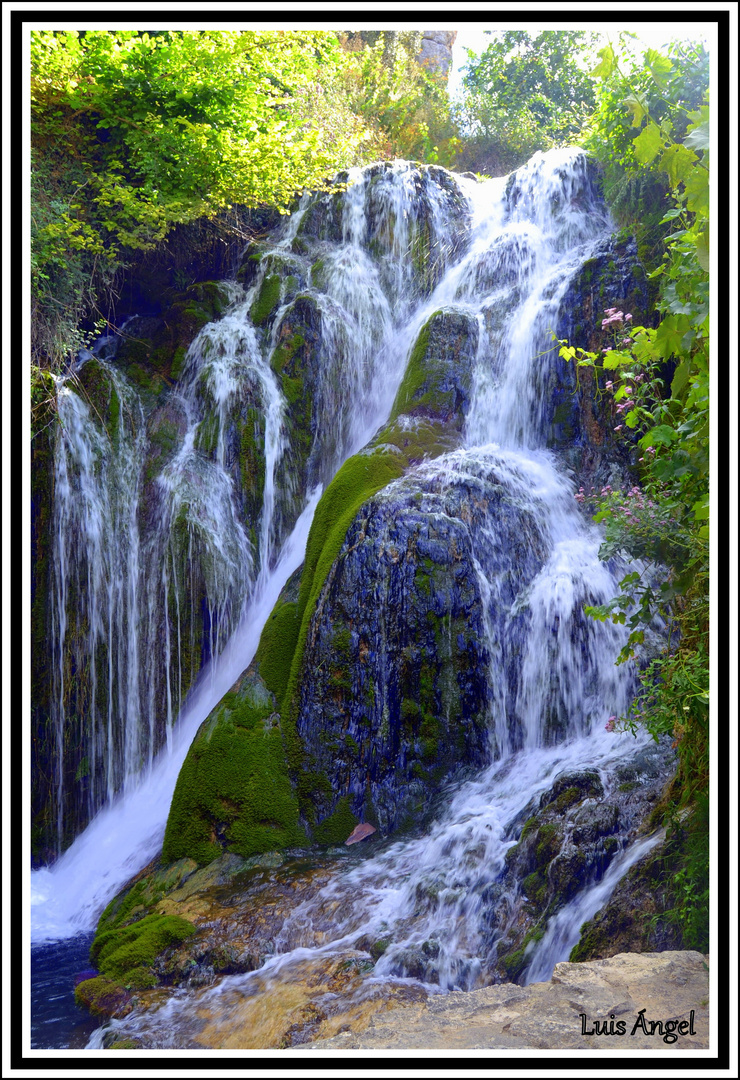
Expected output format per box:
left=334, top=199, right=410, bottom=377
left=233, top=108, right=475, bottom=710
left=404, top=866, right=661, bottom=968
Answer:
left=417, top=31, right=458, bottom=76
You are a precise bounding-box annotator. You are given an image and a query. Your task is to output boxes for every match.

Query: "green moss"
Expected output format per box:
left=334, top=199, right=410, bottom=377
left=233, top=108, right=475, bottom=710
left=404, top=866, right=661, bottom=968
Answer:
left=370, top=938, right=390, bottom=961
left=74, top=976, right=130, bottom=1018
left=195, top=413, right=219, bottom=456
left=400, top=698, right=421, bottom=729
left=535, top=823, right=563, bottom=867
left=551, top=786, right=583, bottom=813
left=390, top=318, right=433, bottom=420
left=170, top=346, right=187, bottom=381
left=270, top=330, right=305, bottom=375
left=250, top=273, right=282, bottom=326
left=499, top=926, right=544, bottom=982
left=522, top=870, right=548, bottom=906
left=312, top=795, right=359, bottom=846
left=91, top=913, right=196, bottom=982
left=388, top=310, right=472, bottom=426
left=280, top=448, right=405, bottom=784
left=97, top=879, right=149, bottom=935
left=162, top=675, right=305, bottom=864
left=238, top=408, right=265, bottom=504
left=255, top=601, right=299, bottom=705
left=145, top=418, right=181, bottom=482
left=121, top=965, right=158, bottom=990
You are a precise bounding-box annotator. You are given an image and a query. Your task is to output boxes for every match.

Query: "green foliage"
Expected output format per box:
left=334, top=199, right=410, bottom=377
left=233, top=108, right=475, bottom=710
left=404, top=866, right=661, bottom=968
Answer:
left=453, top=31, right=599, bottom=175
left=560, top=39, right=709, bottom=947
left=339, top=32, right=461, bottom=166
left=30, top=29, right=370, bottom=366
left=581, top=34, right=709, bottom=254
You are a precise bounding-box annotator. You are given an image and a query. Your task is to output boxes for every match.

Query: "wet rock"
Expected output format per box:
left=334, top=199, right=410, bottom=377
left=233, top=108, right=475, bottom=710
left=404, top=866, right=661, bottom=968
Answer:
left=390, top=307, right=479, bottom=428
left=488, top=738, right=676, bottom=982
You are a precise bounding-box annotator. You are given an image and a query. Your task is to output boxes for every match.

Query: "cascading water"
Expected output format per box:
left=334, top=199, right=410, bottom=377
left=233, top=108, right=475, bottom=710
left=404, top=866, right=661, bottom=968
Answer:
left=31, top=149, right=668, bottom=1049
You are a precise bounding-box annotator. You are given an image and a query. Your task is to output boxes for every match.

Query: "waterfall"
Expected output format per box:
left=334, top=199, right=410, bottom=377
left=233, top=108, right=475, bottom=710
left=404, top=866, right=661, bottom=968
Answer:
left=32, top=150, right=667, bottom=1045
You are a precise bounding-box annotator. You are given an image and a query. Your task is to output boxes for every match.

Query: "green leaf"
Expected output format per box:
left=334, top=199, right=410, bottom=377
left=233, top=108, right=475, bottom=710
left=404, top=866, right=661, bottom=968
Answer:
left=659, top=143, right=698, bottom=187
left=602, top=349, right=632, bottom=370
left=671, top=360, right=691, bottom=397
left=591, top=44, right=616, bottom=80
left=694, top=226, right=710, bottom=271
left=654, top=314, right=690, bottom=359
left=644, top=48, right=673, bottom=88
left=693, top=498, right=709, bottom=521
left=622, top=92, right=647, bottom=127
left=684, top=121, right=710, bottom=152
left=633, top=121, right=664, bottom=166
left=648, top=424, right=677, bottom=446
left=684, top=167, right=709, bottom=216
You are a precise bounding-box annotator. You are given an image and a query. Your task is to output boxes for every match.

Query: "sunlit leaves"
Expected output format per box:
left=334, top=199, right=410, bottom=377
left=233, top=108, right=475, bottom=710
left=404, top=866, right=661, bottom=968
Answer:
left=659, top=143, right=698, bottom=187
left=684, top=120, right=710, bottom=152
left=591, top=43, right=616, bottom=80
left=644, top=47, right=673, bottom=88
left=622, top=92, right=648, bottom=127
left=684, top=167, right=709, bottom=216
left=633, top=120, right=664, bottom=165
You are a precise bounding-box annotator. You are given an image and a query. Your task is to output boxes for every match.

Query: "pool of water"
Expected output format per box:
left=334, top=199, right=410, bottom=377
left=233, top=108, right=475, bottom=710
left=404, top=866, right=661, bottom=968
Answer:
left=31, top=932, right=100, bottom=1049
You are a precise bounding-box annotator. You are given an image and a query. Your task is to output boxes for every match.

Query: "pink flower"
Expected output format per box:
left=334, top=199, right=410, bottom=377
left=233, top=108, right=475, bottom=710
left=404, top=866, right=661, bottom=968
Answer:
left=647, top=446, right=656, bottom=454
left=605, top=380, right=613, bottom=389
left=625, top=313, right=632, bottom=322
left=614, top=425, right=623, bottom=431
left=605, top=716, right=617, bottom=732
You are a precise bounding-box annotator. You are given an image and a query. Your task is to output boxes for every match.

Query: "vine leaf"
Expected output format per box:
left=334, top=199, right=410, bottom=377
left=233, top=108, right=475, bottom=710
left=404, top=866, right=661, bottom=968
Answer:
left=633, top=121, right=663, bottom=165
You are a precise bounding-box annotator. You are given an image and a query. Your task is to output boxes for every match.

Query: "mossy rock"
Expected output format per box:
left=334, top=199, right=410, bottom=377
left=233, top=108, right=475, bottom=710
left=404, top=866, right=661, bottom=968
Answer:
left=539, top=770, right=604, bottom=810
left=91, top=913, right=197, bottom=981
left=250, top=273, right=282, bottom=327
left=74, top=977, right=132, bottom=1018
left=390, top=307, right=479, bottom=428
left=162, top=669, right=306, bottom=865
left=311, top=795, right=359, bottom=846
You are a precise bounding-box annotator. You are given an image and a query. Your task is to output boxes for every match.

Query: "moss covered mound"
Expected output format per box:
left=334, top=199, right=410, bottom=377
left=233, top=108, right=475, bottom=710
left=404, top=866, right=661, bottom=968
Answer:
left=162, top=672, right=305, bottom=865
left=91, top=913, right=196, bottom=981
left=74, top=976, right=132, bottom=1018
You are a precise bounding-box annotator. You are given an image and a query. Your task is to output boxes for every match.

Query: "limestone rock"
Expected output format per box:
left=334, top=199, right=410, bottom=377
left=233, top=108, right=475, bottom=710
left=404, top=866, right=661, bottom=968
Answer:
left=305, top=951, right=709, bottom=1049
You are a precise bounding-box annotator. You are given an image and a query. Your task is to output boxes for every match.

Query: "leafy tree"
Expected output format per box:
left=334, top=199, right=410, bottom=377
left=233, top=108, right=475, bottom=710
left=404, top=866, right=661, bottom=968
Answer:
left=338, top=31, right=461, bottom=165
left=30, top=30, right=369, bottom=366
left=558, top=37, right=709, bottom=948
left=453, top=31, right=599, bottom=174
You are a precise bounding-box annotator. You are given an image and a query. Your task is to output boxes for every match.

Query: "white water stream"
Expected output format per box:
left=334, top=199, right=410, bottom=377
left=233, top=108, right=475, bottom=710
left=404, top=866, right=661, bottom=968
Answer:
left=31, top=150, right=665, bottom=1046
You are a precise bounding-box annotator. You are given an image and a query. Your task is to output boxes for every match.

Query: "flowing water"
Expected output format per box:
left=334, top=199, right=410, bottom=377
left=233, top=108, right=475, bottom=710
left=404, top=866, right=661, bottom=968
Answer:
left=30, top=149, right=665, bottom=1049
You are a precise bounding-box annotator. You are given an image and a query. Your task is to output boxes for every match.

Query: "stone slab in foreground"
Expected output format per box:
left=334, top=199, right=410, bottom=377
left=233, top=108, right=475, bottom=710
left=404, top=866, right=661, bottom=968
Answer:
left=306, top=951, right=709, bottom=1050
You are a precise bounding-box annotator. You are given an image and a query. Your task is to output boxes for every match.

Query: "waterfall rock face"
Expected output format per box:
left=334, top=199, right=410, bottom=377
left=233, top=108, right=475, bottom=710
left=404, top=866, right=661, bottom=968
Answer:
left=159, top=152, right=651, bottom=866
left=34, top=150, right=658, bottom=993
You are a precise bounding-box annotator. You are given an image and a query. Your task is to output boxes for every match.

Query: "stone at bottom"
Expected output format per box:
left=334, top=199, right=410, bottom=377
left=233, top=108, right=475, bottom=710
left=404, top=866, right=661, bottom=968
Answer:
left=302, top=951, right=709, bottom=1050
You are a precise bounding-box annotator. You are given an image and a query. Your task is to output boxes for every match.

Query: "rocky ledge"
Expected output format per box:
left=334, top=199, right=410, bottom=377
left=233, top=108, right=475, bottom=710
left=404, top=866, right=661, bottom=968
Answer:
left=304, top=951, right=709, bottom=1051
